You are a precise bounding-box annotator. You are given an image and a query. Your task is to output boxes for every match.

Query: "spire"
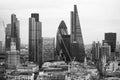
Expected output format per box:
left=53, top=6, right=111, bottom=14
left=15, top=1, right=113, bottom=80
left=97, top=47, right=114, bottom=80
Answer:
left=74, top=5, right=78, bottom=14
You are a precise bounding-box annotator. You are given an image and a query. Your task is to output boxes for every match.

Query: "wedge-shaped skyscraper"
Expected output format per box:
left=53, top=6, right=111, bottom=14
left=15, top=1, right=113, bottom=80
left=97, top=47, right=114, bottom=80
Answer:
left=70, top=5, right=85, bottom=62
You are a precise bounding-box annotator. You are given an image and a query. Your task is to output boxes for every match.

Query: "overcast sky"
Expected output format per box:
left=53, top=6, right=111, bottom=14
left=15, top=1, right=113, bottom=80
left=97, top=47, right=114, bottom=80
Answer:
left=0, top=0, right=120, bottom=44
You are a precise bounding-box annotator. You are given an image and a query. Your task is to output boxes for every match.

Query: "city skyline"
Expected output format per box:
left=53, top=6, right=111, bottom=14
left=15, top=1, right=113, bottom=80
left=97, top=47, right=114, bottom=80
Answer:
left=0, top=0, right=120, bottom=44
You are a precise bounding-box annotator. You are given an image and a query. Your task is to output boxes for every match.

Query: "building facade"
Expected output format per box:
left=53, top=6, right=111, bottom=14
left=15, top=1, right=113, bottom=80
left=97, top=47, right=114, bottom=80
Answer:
left=42, top=37, right=55, bottom=62
left=29, top=13, right=42, bottom=67
left=5, top=24, right=11, bottom=51
left=56, top=20, right=71, bottom=61
left=101, top=43, right=111, bottom=64
left=70, top=5, right=85, bottom=62
left=7, top=41, right=20, bottom=69
left=105, top=33, right=116, bottom=52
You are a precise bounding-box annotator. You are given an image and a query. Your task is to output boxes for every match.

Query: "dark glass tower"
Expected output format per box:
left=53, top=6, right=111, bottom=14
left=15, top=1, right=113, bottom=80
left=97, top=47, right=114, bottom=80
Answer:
left=70, top=5, right=85, bottom=62
left=105, top=33, right=116, bottom=52
left=29, top=13, right=42, bottom=67
left=61, top=35, right=71, bottom=61
left=11, top=14, right=20, bottom=50
left=56, top=20, right=71, bottom=61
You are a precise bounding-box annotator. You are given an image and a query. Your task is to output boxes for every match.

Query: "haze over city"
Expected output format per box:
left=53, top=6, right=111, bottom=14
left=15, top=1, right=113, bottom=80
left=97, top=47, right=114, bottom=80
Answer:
left=0, top=0, right=120, bottom=44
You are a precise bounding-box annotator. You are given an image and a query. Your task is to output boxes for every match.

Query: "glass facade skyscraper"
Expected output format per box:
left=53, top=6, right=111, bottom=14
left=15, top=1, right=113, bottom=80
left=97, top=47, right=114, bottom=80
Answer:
left=70, top=5, right=85, bottom=62
left=105, top=33, right=116, bottom=52
left=11, top=14, right=20, bottom=51
left=29, top=13, right=42, bottom=67
left=56, top=20, right=71, bottom=62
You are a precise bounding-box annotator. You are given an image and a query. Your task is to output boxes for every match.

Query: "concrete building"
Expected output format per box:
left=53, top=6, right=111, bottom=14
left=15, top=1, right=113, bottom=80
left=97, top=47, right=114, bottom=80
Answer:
left=6, top=71, right=35, bottom=80
left=29, top=13, right=42, bottom=67
left=42, top=37, right=55, bottom=62
left=17, top=62, right=39, bottom=72
left=7, top=41, right=20, bottom=69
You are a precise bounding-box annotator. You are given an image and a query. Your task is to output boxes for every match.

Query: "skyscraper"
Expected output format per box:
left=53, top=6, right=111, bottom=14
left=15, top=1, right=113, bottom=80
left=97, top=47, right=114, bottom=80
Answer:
left=56, top=20, right=68, bottom=56
left=105, top=33, right=116, bottom=52
left=56, top=20, right=71, bottom=61
left=11, top=14, right=20, bottom=50
left=29, top=13, right=42, bottom=67
left=5, top=24, right=11, bottom=51
left=70, top=5, right=85, bottom=62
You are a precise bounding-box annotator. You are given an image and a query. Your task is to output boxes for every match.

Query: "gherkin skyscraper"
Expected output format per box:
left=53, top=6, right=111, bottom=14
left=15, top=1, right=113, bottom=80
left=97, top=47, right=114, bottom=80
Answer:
left=56, top=20, right=68, bottom=57
left=70, top=5, right=85, bottom=62
left=56, top=20, right=71, bottom=61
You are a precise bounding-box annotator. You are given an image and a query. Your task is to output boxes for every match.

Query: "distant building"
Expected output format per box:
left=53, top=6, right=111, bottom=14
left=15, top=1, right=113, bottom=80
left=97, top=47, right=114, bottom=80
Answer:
left=17, top=62, right=39, bottom=72
left=6, top=71, right=35, bottom=80
left=70, top=5, right=85, bottom=62
left=7, top=41, right=20, bottom=69
left=11, top=14, right=20, bottom=51
left=101, top=43, right=111, bottom=64
left=91, top=41, right=101, bottom=63
left=5, top=24, right=11, bottom=51
left=42, top=37, right=55, bottom=62
left=29, top=13, right=42, bottom=67
left=105, top=33, right=116, bottom=52
left=0, top=41, right=2, bottom=53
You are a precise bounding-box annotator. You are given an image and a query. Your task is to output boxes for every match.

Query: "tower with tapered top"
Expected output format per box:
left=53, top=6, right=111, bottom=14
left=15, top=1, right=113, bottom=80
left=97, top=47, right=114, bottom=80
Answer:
left=70, top=5, right=85, bottom=62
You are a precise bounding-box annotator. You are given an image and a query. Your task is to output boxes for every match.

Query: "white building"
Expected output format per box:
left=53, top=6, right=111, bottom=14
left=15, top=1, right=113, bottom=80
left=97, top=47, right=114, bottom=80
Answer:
left=17, top=62, right=39, bottom=72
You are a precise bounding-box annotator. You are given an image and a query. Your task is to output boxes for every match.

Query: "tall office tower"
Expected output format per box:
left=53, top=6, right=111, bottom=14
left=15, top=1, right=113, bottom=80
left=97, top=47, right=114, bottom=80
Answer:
left=42, top=37, right=55, bottom=62
left=29, top=13, right=42, bottom=67
left=5, top=24, right=11, bottom=51
left=91, top=41, right=101, bottom=63
left=105, top=33, right=116, bottom=52
left=101, top=43, right=111, bottom=64
left=11, top=14, right=20, bottom=50
left=56, top=20, right=71, bottom=61
left=7, top=40, right=20, bottom=69
left=70, top=5, right=85, bottom=62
